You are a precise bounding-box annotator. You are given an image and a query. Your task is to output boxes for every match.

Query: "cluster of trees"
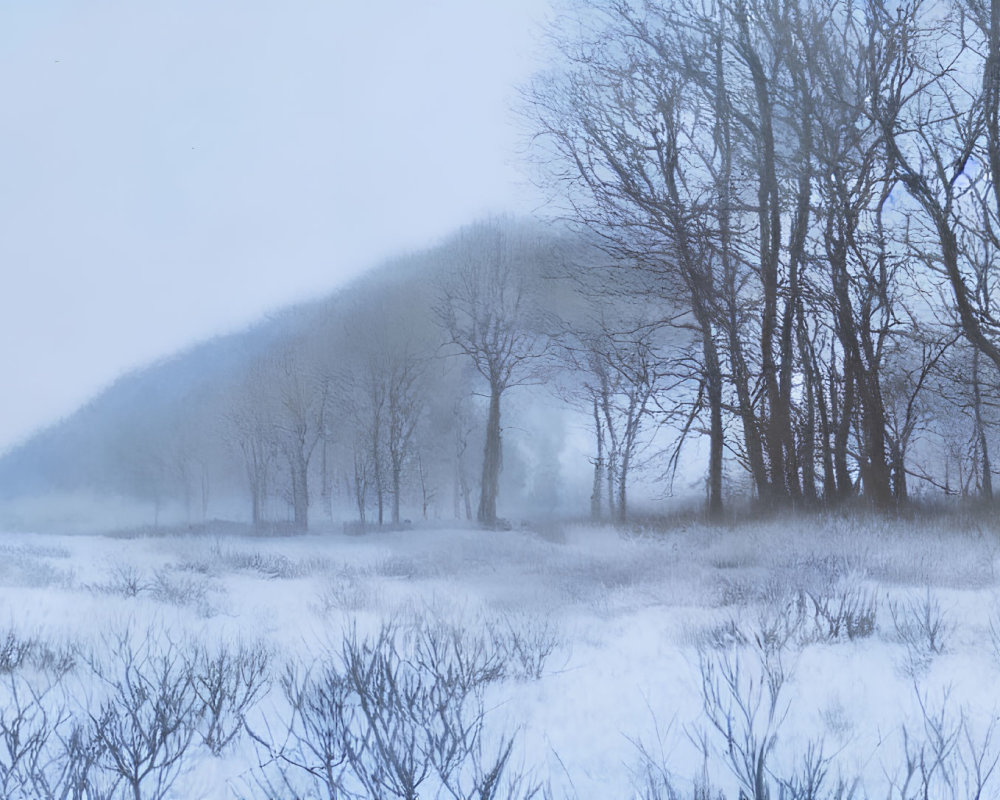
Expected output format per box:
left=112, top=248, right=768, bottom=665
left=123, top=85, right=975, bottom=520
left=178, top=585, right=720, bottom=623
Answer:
left=217, top=221, right=566, bottom=531
left=525, top=0, right=1000, bottom=514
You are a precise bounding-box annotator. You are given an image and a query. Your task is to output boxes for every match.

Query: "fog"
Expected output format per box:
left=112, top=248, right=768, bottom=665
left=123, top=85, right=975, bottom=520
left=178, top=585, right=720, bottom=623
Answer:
left=0, top=0, right=549, bottom=454
left=4, top=1, right=1000, bottom=797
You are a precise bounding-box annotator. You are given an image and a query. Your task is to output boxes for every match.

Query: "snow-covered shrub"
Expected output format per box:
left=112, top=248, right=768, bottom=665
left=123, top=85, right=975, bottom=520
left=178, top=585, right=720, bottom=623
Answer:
left=316, top=570, right=380, bottom=614
left=0, top=543, right=73, bottom=589
left=0, top=629, right=76, bottom=676
left=629, top=720, right=724, bottom=800
left=697, top=644, right=787, bottom=800
left=241, top=658, right=351, bottom=799
left=0, top=629, right=36, bottom=673
left=373, top=553, right=422, bottom=579
left=0, top=674, right=64, bottom=798
left=192, top=640, right=270, bottom=756
left=491, top=611, right=562, bottom=681
left=787, top=553, right=851, bottom=593
left=805, top=579, right=878, bottom=642
left=889, top=589, right=953, bottom=675
left=884, top=688, right=999, bottom=800
left=205, top=544, right=331, bottom=579
left=410, top=616, right=508, bottom=694
left=103, top=564, right=146, bottom=598
left=244, top=619, right=539, bottom=800
left=694, top=643, right=861, bottom=800
left=701, top=617, right=750, bottom=651
left=91, top=563, right=225, bottom=618
left=86, top=627, right=205, bottom=800
left=753, top=583, right=810, bottom=656
left=713, top=571, right=776, bottom=608
left=777, top=741, right=860, bottom=800
left=148, top=570, right=224, bottom=618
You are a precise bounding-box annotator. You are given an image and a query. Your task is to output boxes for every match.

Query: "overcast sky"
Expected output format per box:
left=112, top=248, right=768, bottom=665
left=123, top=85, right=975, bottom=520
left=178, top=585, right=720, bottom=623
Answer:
left=0, top=0, right=551, bottom=454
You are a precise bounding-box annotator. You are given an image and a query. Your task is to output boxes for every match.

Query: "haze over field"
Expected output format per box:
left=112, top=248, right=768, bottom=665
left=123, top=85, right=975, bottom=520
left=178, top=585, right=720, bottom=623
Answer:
left=0, top=0, right=550, bottom=455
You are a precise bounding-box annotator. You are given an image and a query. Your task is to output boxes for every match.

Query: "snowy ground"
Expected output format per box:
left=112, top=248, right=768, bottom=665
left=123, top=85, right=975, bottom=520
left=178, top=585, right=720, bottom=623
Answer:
left=1, top=513, right=999, bottom=798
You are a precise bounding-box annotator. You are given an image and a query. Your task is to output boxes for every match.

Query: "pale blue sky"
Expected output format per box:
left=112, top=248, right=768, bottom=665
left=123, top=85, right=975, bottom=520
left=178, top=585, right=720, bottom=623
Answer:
left=0, top=0, right=550, bottom=453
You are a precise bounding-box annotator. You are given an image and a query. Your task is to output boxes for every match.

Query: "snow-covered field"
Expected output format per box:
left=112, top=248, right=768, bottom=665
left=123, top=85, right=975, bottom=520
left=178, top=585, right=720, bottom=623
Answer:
left=1, top=514, right=999, bottom=798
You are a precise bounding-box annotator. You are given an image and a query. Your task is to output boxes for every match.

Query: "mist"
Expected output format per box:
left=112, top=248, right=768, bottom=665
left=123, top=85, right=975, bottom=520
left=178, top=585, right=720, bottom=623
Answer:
left=3, top=0, right=1000, bottom=798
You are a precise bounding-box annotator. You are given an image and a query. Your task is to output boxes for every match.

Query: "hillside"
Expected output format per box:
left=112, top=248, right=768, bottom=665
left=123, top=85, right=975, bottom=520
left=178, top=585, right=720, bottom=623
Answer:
left=0, top=308, right=304, bottom=500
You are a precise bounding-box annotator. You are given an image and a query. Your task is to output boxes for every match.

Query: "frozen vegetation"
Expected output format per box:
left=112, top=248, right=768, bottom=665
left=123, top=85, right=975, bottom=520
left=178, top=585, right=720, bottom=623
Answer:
left=0, top=515, right=997, bottom=798
left=9, top=0, right=1000, bottom=795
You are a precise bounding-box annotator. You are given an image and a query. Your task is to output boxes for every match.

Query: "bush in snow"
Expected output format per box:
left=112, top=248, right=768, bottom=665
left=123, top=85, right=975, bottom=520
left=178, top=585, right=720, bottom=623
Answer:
left=0, top=628, right=76, bottom=677
left=804, top=579, right=878, bottom=643
left=242, top=618, right=539, bottom=800
left=885, top=688, right=999, bottom=800
left=86, top=627, right=205, bottom=800
left=104, top=564, right=147, bottom=598
left=889, top=589, right=953, bottom=676
left=192, top=640, right=271, bottom=757
left=490, top=611, right=562, bottom=682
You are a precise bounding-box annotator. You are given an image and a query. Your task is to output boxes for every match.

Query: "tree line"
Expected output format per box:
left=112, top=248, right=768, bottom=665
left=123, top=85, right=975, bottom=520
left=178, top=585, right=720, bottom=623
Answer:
left=525, top=0, right=1000, bottom=515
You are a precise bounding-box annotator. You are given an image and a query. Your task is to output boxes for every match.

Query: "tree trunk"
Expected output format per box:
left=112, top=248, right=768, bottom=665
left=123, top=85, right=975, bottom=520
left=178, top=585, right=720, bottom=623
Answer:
left=591, top=398, right=604, bottom=521
left=200, top=466, right=210, bottom=521
left=714, top=23, right=761, bottom=506
left=616, top=457, right=628, bottom=524
left=606, top=453, right=617, bottom=521
left=418, top=453, right=432, bottom=520
left=374, top=465, right=384, bottom=527
left=704, top=332, right=725, bottom=520
left=834, top=367, right=854, bottom=499
left=352, top=458, right=367, bottom=527
left=799, top=360, right=817, bottom=503
left=858, top=373, right=893, bottom=507
left=477, top=387, right=502, bottom=526
left=891, top=439, right=907, bottom=501
left=974, top=348, right=994, bottom=500
left=292, top=456, right=309, bottom=531
left=462, top=476, right=473, bottom=520
left=251, top=485, right=262, bottom=529
left=321, top=437, right=332, bottom=520
left=392, top=464, right=402, bottom=525
left=816, top=372, right=837, bottom=501
left=744, top=34, right=786, bottom=501
left=727, top=310, right=768, bottom=499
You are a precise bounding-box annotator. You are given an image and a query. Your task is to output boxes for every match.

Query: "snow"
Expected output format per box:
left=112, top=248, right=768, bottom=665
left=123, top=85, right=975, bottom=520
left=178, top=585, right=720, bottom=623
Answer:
left=0, top=515, right=998, bottom=797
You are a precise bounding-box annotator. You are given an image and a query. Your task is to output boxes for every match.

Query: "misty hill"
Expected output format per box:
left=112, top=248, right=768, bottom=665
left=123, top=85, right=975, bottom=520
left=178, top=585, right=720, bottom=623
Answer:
left=0, top=219, right=605, bottom=531
left=0, top=307, right=306, bottom=500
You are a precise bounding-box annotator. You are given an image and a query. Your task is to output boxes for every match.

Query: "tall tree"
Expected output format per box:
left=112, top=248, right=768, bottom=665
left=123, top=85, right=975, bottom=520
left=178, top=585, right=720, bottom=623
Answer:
left=557, top=314, right=667, bottom=523
left=226, top=360, right=280, bottom=529
left=435, top=220, right=550, bottom=527
left=272, top=350, right=329, bottom=532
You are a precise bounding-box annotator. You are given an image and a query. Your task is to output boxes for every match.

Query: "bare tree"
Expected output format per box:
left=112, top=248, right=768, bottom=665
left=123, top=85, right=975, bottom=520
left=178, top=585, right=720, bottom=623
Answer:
left=87, top=628, right=205, bottom=800
left=359, top=358, right=388, bottom=527
left=348, top=434, right=373, bottom=529
left=272, top=351, right=330, bottom=532
left=351, top=346, right=427, bottom=528
left=873, top=0, right=1000, bottom=370
left=435, top=221, right=551, bottom=527
left=385, top=351, right=426, bottom=525
left=558, top=314, right=667, bottom=523
left=226, top=361, right=279, bottom=529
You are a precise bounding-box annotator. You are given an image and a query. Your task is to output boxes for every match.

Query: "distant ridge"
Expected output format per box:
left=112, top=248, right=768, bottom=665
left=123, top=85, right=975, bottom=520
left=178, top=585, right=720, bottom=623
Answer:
left=0, top=305, right=303, bottom=499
